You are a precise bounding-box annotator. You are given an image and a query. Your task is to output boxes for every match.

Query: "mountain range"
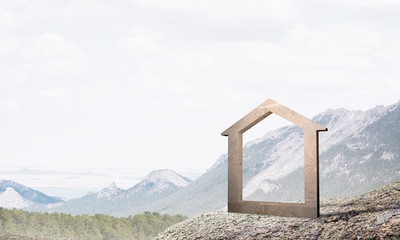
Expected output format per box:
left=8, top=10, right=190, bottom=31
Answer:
left=128, top=100, right=400, bottom=217
left=26, top=169, right=192, bottom=216
left=1, top=100, right=399, bottom=217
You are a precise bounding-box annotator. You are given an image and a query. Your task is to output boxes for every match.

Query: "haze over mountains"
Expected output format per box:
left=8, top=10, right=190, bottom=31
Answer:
left=1, top=101, right=399, bottom=217
left=0, top=170, right=192, bottom=215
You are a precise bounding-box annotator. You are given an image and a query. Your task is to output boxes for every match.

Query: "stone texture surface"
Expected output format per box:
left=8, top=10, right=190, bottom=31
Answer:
left=155, top=182, right=400, bottom=239
left=222, top=98, right=327, bottom=218
left=0, top=233, right=75, bottom=240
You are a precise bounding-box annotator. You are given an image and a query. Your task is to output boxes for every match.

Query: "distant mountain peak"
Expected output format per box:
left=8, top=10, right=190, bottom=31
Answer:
left=85, top=191, right=95, bottom=196
left=143, top=169, right=191, bottom=188
left=107, top=182, right=118, bottom=190
left=97, top=182, right=123, bottom=199
left=127, top=169, right=192, bottom=196
left=0, top=187, right=33, bottom=209
left=0, top=179, right=63, bottom=206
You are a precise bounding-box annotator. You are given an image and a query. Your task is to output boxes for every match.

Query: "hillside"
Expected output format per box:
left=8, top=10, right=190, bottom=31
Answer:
left=0, top=209, right=186, bottom=240
left=156, top=181, right=400, bottom=239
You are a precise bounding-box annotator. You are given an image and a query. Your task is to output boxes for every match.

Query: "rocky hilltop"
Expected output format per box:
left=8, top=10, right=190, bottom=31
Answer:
left=156, top=182, right=400, bottom=239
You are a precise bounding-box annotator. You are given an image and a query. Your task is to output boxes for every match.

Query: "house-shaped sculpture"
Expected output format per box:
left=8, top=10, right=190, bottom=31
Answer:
left=221, top=98, right=327, bottom=218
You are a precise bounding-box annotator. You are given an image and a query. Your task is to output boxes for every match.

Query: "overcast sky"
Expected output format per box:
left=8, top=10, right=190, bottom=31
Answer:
left=1, top=0, right=399, bottom=197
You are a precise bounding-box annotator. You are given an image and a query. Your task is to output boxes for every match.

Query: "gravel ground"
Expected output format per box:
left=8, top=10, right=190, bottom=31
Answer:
left=0, top=233, right=76, bottom=240
left=155, top=182, right=400, bottom=239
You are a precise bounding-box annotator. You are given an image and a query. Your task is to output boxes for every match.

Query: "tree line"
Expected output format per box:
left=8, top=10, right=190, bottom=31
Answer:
left=0, top=207, right=186, bottom=240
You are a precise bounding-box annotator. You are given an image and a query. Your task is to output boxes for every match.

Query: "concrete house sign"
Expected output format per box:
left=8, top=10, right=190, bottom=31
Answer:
left=221, top=99, right=327, bottom=218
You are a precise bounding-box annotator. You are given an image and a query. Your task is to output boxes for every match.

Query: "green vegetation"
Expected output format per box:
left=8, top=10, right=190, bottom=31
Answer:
left=0, top=207, right=186, bottom=240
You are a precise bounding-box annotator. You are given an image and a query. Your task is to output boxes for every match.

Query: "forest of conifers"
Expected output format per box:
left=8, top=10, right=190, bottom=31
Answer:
left=0, top=207, right=186, bottom=239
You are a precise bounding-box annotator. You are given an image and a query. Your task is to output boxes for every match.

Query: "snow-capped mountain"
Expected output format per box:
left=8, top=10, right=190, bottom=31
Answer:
left=29, top=169, right=192, bottom=216
left=96, top=182, right=124, bottom=199
left=0, top=187, right=33, bottom=209
left=122, top=169, right=192, bottom=212
left=0, top=180, right=63, bottom=209
left=129, top=169, right=191, bottom=195
left=139, top=100, right=400, bottom=217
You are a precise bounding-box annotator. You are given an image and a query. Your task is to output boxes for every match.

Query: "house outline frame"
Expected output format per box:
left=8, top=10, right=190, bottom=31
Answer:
left=221, top=98, right=327, bottom=218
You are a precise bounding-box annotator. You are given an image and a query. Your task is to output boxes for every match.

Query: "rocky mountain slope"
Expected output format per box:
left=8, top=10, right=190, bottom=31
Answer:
left=156, top=181, right=400, bottom=239
left=144, top=101, right=400, bottom=217
left=0, top=180, right=63, bottom=209
left=28, top=169, right=191, bottom=216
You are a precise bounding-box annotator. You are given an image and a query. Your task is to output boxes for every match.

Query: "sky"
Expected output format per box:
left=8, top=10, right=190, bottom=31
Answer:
left=1, top=0, right=400, bottom=199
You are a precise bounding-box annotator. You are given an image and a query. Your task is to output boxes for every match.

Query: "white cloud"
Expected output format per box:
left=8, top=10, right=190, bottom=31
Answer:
left=115, top=32, right=162, bottom=55
left=36, top=87, right=69, bottom=99
left=10, top=72, right=27, bottom=83
left=112, top=13, right=400, bottom=111
left=0, top=6, right=16, bottom=33
left=20, top=32, right=88, bottom=75
left=135, top=97, right=168, bottom=108
left=177, top=80, right=258, bottom=108
left=134, top=0, right=301, bottom=22
left=0, top=36, right=20, bottom=57
left=324, top=0, right=400, bottom=6
left=0, top=98, right=21, bottom=112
